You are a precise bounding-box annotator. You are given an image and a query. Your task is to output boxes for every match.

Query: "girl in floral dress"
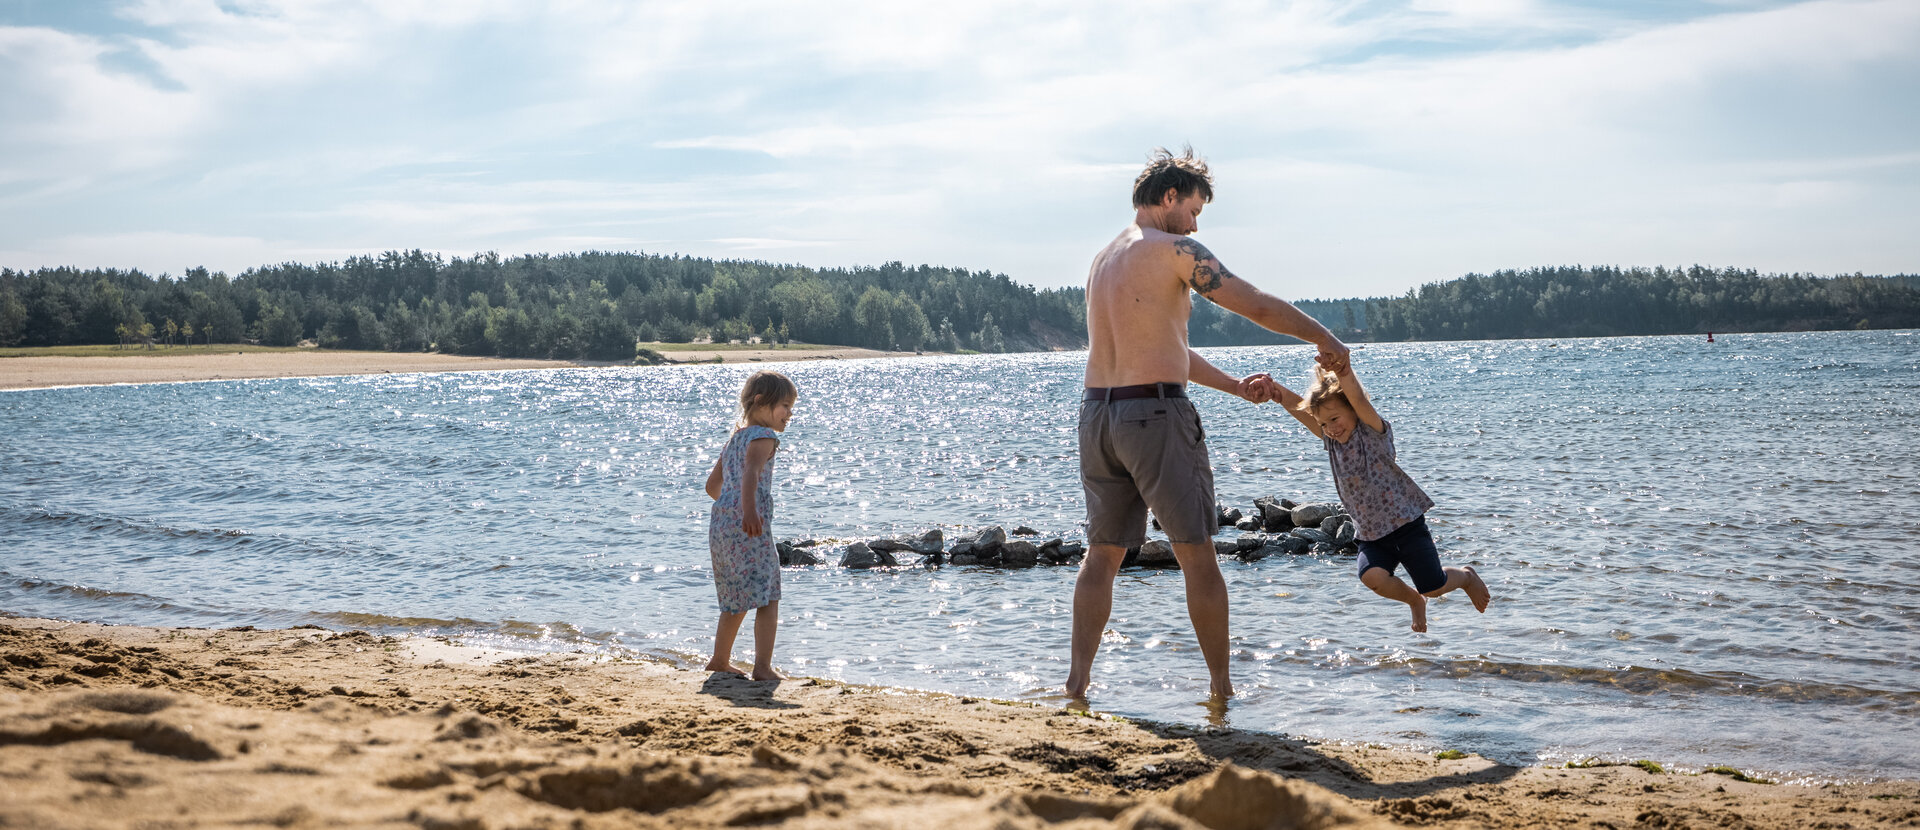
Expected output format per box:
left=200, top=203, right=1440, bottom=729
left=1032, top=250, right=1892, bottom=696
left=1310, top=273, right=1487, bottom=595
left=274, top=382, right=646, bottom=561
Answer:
left=703, top=370, right=797, bottom=680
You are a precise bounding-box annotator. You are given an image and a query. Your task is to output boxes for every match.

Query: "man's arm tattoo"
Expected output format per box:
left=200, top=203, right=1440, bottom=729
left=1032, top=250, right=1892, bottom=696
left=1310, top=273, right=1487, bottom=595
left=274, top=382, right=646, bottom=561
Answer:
left=1173, top=238, right=1236, bottom=296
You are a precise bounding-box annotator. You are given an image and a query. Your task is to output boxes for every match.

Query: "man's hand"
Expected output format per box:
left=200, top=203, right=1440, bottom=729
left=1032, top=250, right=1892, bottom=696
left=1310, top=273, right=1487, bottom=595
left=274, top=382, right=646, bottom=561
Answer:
left=1314, top=338, right=1351, bottom=375
left=1234, top=373, right=1276, bottom=403
left=743, top=506, right=764, bottom=537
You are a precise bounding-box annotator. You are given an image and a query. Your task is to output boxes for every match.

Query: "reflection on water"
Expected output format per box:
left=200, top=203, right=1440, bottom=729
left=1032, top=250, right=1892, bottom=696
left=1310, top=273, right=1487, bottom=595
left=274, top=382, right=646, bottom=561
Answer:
left=3, top=330, right=1918, bottom=779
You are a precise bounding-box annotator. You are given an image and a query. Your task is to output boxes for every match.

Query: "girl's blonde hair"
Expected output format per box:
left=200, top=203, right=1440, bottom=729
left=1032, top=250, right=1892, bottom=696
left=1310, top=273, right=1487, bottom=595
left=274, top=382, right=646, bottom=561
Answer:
left=1296, top=366, right=1353, bottom=416
left=736, top=370, right=798, bottom=427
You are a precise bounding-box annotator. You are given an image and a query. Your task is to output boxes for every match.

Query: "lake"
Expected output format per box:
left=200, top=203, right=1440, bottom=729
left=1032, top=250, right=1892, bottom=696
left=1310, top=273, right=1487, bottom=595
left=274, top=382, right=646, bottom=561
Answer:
left=3, top=329, right=1916, bottom=780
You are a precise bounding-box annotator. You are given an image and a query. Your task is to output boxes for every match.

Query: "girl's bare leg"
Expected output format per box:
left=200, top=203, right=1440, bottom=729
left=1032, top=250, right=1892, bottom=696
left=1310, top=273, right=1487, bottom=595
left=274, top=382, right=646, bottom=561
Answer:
left=751, top=601, right=782, bottom=681
left=707, top=611, right=748, bottom=674
left=1420, top=566, right=1492, bottom=612
left=1361, top=568, right=1428, bottom=632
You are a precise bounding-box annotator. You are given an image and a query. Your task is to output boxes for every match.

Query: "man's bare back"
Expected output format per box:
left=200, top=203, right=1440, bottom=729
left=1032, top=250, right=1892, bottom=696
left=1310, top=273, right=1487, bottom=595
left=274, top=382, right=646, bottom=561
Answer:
left=1085, top=222, right=1202, bottom=388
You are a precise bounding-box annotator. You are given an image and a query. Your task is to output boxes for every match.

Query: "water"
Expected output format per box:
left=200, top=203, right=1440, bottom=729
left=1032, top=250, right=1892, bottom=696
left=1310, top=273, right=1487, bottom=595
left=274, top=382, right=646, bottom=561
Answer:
left=3, top=330, right=1917, bottom=780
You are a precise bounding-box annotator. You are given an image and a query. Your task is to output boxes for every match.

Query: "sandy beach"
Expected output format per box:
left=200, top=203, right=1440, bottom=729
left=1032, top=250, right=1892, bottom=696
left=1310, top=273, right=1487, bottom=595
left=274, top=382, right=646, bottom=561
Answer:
left=2, top=618, right=1913, bottom=829
left=0, top=347, right=921, bottom=391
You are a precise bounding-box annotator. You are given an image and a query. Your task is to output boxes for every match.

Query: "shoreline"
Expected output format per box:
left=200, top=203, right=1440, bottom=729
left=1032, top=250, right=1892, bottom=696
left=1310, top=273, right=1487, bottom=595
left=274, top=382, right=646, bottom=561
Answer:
left=0, top=346, right=929, bottom=391
left=2, top=617, right=1914, bottom=828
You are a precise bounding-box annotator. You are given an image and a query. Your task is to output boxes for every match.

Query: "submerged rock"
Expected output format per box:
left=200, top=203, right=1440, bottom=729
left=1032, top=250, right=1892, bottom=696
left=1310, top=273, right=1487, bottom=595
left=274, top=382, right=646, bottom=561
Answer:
left=1011, top=525, right=1039, bottom=536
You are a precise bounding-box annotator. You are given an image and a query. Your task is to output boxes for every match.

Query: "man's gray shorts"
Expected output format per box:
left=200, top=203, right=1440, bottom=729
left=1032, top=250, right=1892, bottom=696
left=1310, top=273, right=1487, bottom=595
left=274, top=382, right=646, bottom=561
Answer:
left=1078, top=395, right=1215, bottom=546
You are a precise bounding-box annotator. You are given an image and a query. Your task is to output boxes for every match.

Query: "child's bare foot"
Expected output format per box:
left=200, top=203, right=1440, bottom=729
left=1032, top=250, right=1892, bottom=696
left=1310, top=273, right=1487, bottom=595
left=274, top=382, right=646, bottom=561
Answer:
left=706, top=659, right=747, bottom=676
left=750, top=667, right=784, bottom=682
left=1410, top=594, right=1428, bottom=633
left=1463, top=566, right=1491, bottom=613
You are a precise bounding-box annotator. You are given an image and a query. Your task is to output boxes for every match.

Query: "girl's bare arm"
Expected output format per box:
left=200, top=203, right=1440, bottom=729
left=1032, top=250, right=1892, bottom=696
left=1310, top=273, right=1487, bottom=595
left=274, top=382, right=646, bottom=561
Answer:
left=740, top=437, right=778, bottom=536
left=1273, top=382, right=1325, bottom=439
left=1337, top=365, right=1387, bottom=433
left=704, top=456, right=723, bottom=500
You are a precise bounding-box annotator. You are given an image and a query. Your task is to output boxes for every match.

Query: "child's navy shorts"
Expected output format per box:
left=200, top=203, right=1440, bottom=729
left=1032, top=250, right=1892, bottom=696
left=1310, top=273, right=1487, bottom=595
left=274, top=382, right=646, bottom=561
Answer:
left=1355, top=515, right=1447, bottom=594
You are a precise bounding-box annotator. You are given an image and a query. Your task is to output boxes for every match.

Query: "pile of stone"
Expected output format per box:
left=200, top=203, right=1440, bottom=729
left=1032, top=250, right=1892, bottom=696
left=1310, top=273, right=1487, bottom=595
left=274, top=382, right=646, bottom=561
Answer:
left=776, top=496, right=1358, bottom=570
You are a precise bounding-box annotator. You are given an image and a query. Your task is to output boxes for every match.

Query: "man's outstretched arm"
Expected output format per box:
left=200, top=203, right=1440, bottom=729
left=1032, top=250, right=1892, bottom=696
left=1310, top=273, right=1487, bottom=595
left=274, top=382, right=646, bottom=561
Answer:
left=1188, top=349, right=1273, bottom=403
left=1170, top=237, right=1350, bottom=372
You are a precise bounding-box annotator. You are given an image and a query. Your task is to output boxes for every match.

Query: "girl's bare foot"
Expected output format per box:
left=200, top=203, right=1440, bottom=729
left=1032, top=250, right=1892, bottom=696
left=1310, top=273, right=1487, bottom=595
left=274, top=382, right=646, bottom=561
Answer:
left=750, top=667, right=784, bottom=682
left=706, top=659, right=747, bottom=676
left=1464, top=566, right=1491, bottom=612
left=1410, top=594, right=1428, bottom=633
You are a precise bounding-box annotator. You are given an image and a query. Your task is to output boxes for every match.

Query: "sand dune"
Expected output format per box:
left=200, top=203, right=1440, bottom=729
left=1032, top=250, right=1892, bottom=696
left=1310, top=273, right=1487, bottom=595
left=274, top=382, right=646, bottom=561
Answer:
left=1, top=618, right=1913, bottom=828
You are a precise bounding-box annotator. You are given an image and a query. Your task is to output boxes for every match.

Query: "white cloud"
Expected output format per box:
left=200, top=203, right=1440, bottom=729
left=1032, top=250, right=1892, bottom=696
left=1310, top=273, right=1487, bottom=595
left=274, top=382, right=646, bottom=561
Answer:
left=1, top=0, right=1916, bottom=294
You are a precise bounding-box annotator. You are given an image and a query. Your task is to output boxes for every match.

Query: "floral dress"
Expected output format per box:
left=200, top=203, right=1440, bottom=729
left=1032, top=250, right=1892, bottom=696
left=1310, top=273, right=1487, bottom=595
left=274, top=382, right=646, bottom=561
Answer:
left=708, top=425, right=780, bottom=614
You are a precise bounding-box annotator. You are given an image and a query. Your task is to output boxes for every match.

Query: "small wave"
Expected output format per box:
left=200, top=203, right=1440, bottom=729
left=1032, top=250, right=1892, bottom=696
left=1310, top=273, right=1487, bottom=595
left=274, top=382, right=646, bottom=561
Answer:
left=1374, top=657, right=1920, bottom=713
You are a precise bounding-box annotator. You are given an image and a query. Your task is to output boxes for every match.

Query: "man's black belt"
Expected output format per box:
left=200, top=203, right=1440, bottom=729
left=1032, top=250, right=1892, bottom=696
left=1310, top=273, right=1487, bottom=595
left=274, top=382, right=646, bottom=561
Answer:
left=1083, top=383, right=1187, bottom=402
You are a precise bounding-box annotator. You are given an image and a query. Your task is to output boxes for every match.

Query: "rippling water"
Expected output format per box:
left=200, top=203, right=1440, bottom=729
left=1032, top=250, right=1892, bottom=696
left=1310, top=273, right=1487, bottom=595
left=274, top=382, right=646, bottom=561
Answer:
left=4, top=330, right=1917, bottom=779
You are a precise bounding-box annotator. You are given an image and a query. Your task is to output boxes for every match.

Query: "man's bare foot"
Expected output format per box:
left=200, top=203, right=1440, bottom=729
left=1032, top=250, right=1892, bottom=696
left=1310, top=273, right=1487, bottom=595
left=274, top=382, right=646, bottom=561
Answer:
left=706, top=659, right=747, bottom=676
left=1208, top=680, right=1235, bottom=699
left=1464, top=566, right=1491, bottom=613
left=750, top=667, right=784, bottom=682
left=1410, top=594, right=1428, bottom=633
left=1064, top=672, right=1090, bottom=700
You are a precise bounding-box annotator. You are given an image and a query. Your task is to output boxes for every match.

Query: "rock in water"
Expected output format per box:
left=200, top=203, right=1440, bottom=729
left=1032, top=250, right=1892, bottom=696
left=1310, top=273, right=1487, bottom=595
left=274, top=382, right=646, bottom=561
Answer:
left=1331, top=518, right=1356, bottom=546
left=1254, top=496, right=1291, bottom=531
left=965, top=525, right=1007, bottom=551
left=776, top=540, right=795, bottom=565
left=790, top=548, right=824, bottom=566
left=1235, top=517, right=1261, bottom=532
left=1308, top=541, right=1337, bottom=555
left=1213, top=539, right=1238, bottom=557
left=949, top=553, right=979, bottom=566
left=910, top=529, right=944, bottom=555
left=1274, top=535, right=1310, bottom=555
left=840, top=542, right=879, bottom=569
left=1002, top=541, right=1040, bottom=567
left=1217, top=503, right=1243, bottom=526
left=1289, top=527, right=1333, bottom=545
left=868, top=538, right=912, bottom=553
left=1136, top=540, right=1178, bottom=568
left=1291, top=502, right=1340, bottom=528
left=1012, top=525, right=1039, bottom=536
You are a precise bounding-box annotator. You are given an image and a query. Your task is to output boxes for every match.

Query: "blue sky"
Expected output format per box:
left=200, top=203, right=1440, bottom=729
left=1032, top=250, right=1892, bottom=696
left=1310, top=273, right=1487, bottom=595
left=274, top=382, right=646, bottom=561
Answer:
left=1, top=0, right=1914, bottom=298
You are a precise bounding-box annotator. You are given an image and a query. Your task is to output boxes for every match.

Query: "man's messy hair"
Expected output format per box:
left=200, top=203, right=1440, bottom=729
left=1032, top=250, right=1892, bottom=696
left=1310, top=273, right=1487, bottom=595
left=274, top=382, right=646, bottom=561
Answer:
left=1132, top=145, right=1214, bottom=209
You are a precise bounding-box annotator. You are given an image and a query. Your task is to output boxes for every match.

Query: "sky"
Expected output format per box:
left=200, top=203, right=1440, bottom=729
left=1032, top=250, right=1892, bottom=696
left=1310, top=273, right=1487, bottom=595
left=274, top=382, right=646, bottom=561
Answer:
left=0, top=0, right=1915, bottom=299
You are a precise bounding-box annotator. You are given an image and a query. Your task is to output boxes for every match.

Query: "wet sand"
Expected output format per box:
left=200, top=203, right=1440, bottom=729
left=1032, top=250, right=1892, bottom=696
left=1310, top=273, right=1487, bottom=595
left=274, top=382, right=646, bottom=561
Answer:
left=0, top=347, right=920, bottom=391
left=3, top=618, right=1914, bottom=829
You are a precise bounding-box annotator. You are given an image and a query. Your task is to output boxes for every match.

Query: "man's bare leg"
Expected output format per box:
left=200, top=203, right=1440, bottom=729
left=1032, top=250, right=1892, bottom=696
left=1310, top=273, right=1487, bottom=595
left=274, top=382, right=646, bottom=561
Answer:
left=1171, top=540, right=1233, bottom=698
left=1360, top=568, right=1428, bottom=633
left=1065, top=544, right=1127, bottom=698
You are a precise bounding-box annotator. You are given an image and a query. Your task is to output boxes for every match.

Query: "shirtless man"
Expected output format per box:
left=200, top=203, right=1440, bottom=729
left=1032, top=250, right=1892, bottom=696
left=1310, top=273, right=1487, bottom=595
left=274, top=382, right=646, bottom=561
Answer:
left=1068, top=147, right=1350, bottom=700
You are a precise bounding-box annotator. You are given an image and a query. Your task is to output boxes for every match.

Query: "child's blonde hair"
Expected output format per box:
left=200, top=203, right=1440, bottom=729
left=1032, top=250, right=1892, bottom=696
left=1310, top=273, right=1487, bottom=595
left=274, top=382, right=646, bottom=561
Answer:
left=1296, top=366, right=1354, bottom=417
left=736, top=370, right=798, bottom=427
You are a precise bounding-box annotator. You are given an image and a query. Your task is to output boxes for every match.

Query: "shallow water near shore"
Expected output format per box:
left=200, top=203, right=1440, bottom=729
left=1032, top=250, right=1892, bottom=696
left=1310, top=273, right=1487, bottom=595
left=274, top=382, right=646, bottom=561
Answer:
left=4, top=330, right=1917, bottom=780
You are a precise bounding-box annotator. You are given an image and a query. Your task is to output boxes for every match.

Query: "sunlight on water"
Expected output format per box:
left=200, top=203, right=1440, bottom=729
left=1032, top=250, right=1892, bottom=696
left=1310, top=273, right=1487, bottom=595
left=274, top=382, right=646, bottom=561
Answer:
left=3, top=330, right=1917, bottom=778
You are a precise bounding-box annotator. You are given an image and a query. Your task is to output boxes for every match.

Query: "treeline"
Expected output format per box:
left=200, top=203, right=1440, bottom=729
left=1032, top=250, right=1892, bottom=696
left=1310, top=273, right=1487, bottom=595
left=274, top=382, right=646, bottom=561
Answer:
left=1190, top=265, right=1920, bottom=345
left=0, top=251, right=1087, bottom=360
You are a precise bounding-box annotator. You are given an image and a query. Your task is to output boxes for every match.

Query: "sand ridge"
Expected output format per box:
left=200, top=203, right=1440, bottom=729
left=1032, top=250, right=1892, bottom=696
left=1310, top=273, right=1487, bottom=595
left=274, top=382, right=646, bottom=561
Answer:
left=1, top=618, right=1915, bottom=829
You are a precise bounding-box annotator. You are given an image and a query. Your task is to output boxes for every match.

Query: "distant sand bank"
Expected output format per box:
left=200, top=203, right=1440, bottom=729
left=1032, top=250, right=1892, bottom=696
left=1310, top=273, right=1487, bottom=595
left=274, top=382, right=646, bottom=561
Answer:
left=0, top=346, right=922, bottom=391
left=2, top=617, right=1913, bottom=829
